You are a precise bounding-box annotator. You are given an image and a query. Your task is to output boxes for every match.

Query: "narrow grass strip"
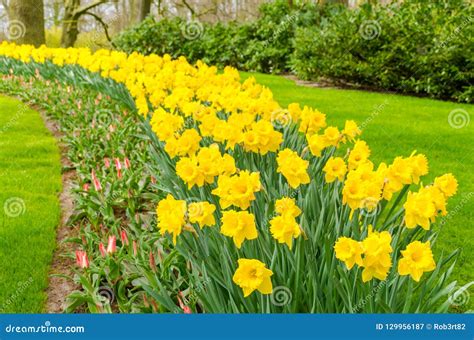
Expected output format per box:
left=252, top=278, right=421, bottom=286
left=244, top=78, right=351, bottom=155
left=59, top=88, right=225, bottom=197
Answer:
left=0, top=95, right=61, bottom=312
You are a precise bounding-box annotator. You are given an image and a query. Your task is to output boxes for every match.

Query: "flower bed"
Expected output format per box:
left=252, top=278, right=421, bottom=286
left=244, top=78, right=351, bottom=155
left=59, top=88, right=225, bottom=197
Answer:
left=0, top=42, right=460, bottom=313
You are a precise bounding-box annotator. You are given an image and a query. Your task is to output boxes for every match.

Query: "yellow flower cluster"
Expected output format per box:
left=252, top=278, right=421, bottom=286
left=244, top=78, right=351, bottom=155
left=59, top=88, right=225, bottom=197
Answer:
left=404, top=173, right=457, bottom=230
left=335, top=228, right=437, bottom=282
left=277, top=148, right=310, bottom=188
left=335, top=227, right=393, bottom=282
left=1, top=42, right=458, bottom=295
left=176, top=144, right=236, bottom=189
left=269, top=197, right=302, bottom=249
left=156, top=194, right=187, bottom=244
left=157, top=194, right=216, bottom=242
left=212, top=171, right=261, bottom=210
left=306, top=120, right=361, bottom=157
left=342, top=148, right=433, bottom=213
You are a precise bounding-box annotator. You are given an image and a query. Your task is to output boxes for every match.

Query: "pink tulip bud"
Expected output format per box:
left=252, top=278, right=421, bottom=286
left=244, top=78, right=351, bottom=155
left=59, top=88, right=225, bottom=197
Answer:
left=99, top=243, right=106, bottom=257
left=133, top=240, right=138, bottom=256
left=91, top=170, right=102, bottom=191
left=149, top=251, right=156, bottom=272
left=75, top=250, right=89, bottom=268
left=124, top=157, right=131, bottom=169
left=178, top=293, right=192, bottom=314
left=115, top=158, right=122, bottom=179
left=114, top=158, right=122, bottom=170
left=104, top=158, right=111, bottom=168
left=121, top=230, right=129, bottom=246
left=83, top=183, right=90, bottom=191
left=107, top=236, right=116, bottom=254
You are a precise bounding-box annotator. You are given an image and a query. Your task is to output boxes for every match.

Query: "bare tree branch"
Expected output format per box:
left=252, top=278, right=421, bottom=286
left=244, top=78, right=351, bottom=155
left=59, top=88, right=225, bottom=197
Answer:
left=73, top=0, right=107, bottom=17
left=82, top=10, right=115, bottom=46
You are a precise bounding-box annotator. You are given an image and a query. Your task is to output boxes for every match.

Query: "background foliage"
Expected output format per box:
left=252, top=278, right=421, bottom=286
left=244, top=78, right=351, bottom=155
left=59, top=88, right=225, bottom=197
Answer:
left=114, top=0, right=473, bottom=102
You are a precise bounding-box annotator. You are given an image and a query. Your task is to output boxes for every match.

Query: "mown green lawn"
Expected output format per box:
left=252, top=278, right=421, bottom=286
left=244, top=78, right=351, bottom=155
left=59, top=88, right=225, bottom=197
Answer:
left=0, top=95, right=61, bottom=312
left=243, top=72, right=473, bottom=310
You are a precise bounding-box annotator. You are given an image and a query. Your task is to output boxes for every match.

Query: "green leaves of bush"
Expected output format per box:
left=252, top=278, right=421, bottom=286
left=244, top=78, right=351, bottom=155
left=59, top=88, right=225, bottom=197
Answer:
left=291, top=0, right=473, bottom=102
left=114, top=0, right=472, bottom=102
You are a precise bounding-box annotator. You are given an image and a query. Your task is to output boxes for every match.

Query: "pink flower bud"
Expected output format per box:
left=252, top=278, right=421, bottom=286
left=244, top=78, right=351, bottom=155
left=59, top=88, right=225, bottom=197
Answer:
left=124, top=157, right=131, bottom=170
left=149, top=251, right=156, bottom=272
left=91, top=170, right=102, bottom=191
left=75, top=250, right=89, bottom=268
left=121, top=230, right=129, bottom=246
left=178, top=293, right=192, bottom=314
left=107, top=236, right=116, bottom=254
left=99, top=243, right=106, bottom=257
left=133, top=240, right=138, bottom=256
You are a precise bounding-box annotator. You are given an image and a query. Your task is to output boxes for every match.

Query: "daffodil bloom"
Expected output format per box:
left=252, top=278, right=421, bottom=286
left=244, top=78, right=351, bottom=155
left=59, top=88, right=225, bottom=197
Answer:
left=274, top=197, right=301, bottom=218
left=408, top=152, right=429, bottom=184
left=398, top=241, right=436, bottom=281
left=306, top=133, right=326, bottom=157
left=188, top=202, right=216, bottom=228
left=176, top=157, right=204, bottom=189
left=321, top=126, right=341, bottom=147
left=212, top=171, right=261, bottom=210
left=342, top=120, right=361, bottom=142
left=348, top=140, right=371, bottom=170
left=298, top=106, right=326, bottom=134
left=404, top=187, right=439, bottom=230
left=434, top=173, right=458, bottom=198
left=269, top=214, right=301, bottom=249
left=277, top=148, right=310, bottom=189
left=220, top=210, right=258, bottom=248
left=323, top=157, right=347, bottom=183
left=156, top=194, right=187, bottom=244
left=361, top=228, right=392, bottom=282
left=334, top=237, right=363, bottom=270
left=232, top=259, right=273, bottom=297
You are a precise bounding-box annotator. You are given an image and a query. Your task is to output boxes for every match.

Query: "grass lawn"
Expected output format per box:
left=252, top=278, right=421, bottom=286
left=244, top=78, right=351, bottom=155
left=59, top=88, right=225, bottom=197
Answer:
left=243, top=72, right=474, bottom=310
left=0, top=95, right=61, bottom=312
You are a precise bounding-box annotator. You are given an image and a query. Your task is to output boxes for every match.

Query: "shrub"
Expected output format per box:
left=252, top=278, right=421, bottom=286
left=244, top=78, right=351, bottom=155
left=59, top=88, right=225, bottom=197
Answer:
left=113, top=1, right=320, bottom=74
left=291, top=0, right=473, bottom=102
left=113, top=0, right=472, bottom=102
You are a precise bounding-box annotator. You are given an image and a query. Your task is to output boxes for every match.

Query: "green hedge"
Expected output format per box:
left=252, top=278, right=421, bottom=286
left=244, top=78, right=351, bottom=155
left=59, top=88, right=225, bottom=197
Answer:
left=113, top=2, right=321, bottom=74
left=292, top=1, right=473, bottom=102
left=113, top=0, right=473, bottom=102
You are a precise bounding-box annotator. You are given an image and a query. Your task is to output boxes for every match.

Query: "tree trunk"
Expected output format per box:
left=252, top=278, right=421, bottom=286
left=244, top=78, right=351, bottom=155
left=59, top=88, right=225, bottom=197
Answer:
left=60, top=0, right=107, bottom=48
left=61, top=0, right=81, bottom=47
left=139, top=0, right=152, bottom=21
left=9, top=0, right=45, bottom=47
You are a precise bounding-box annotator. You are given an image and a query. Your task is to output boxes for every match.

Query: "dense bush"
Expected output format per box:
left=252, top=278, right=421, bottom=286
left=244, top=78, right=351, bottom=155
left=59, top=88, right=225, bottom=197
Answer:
left=113, top=1, right=319, bottom=73
left=292, top=0, right=473, bottom=102
left=114, top=0, right=472, bottom=102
